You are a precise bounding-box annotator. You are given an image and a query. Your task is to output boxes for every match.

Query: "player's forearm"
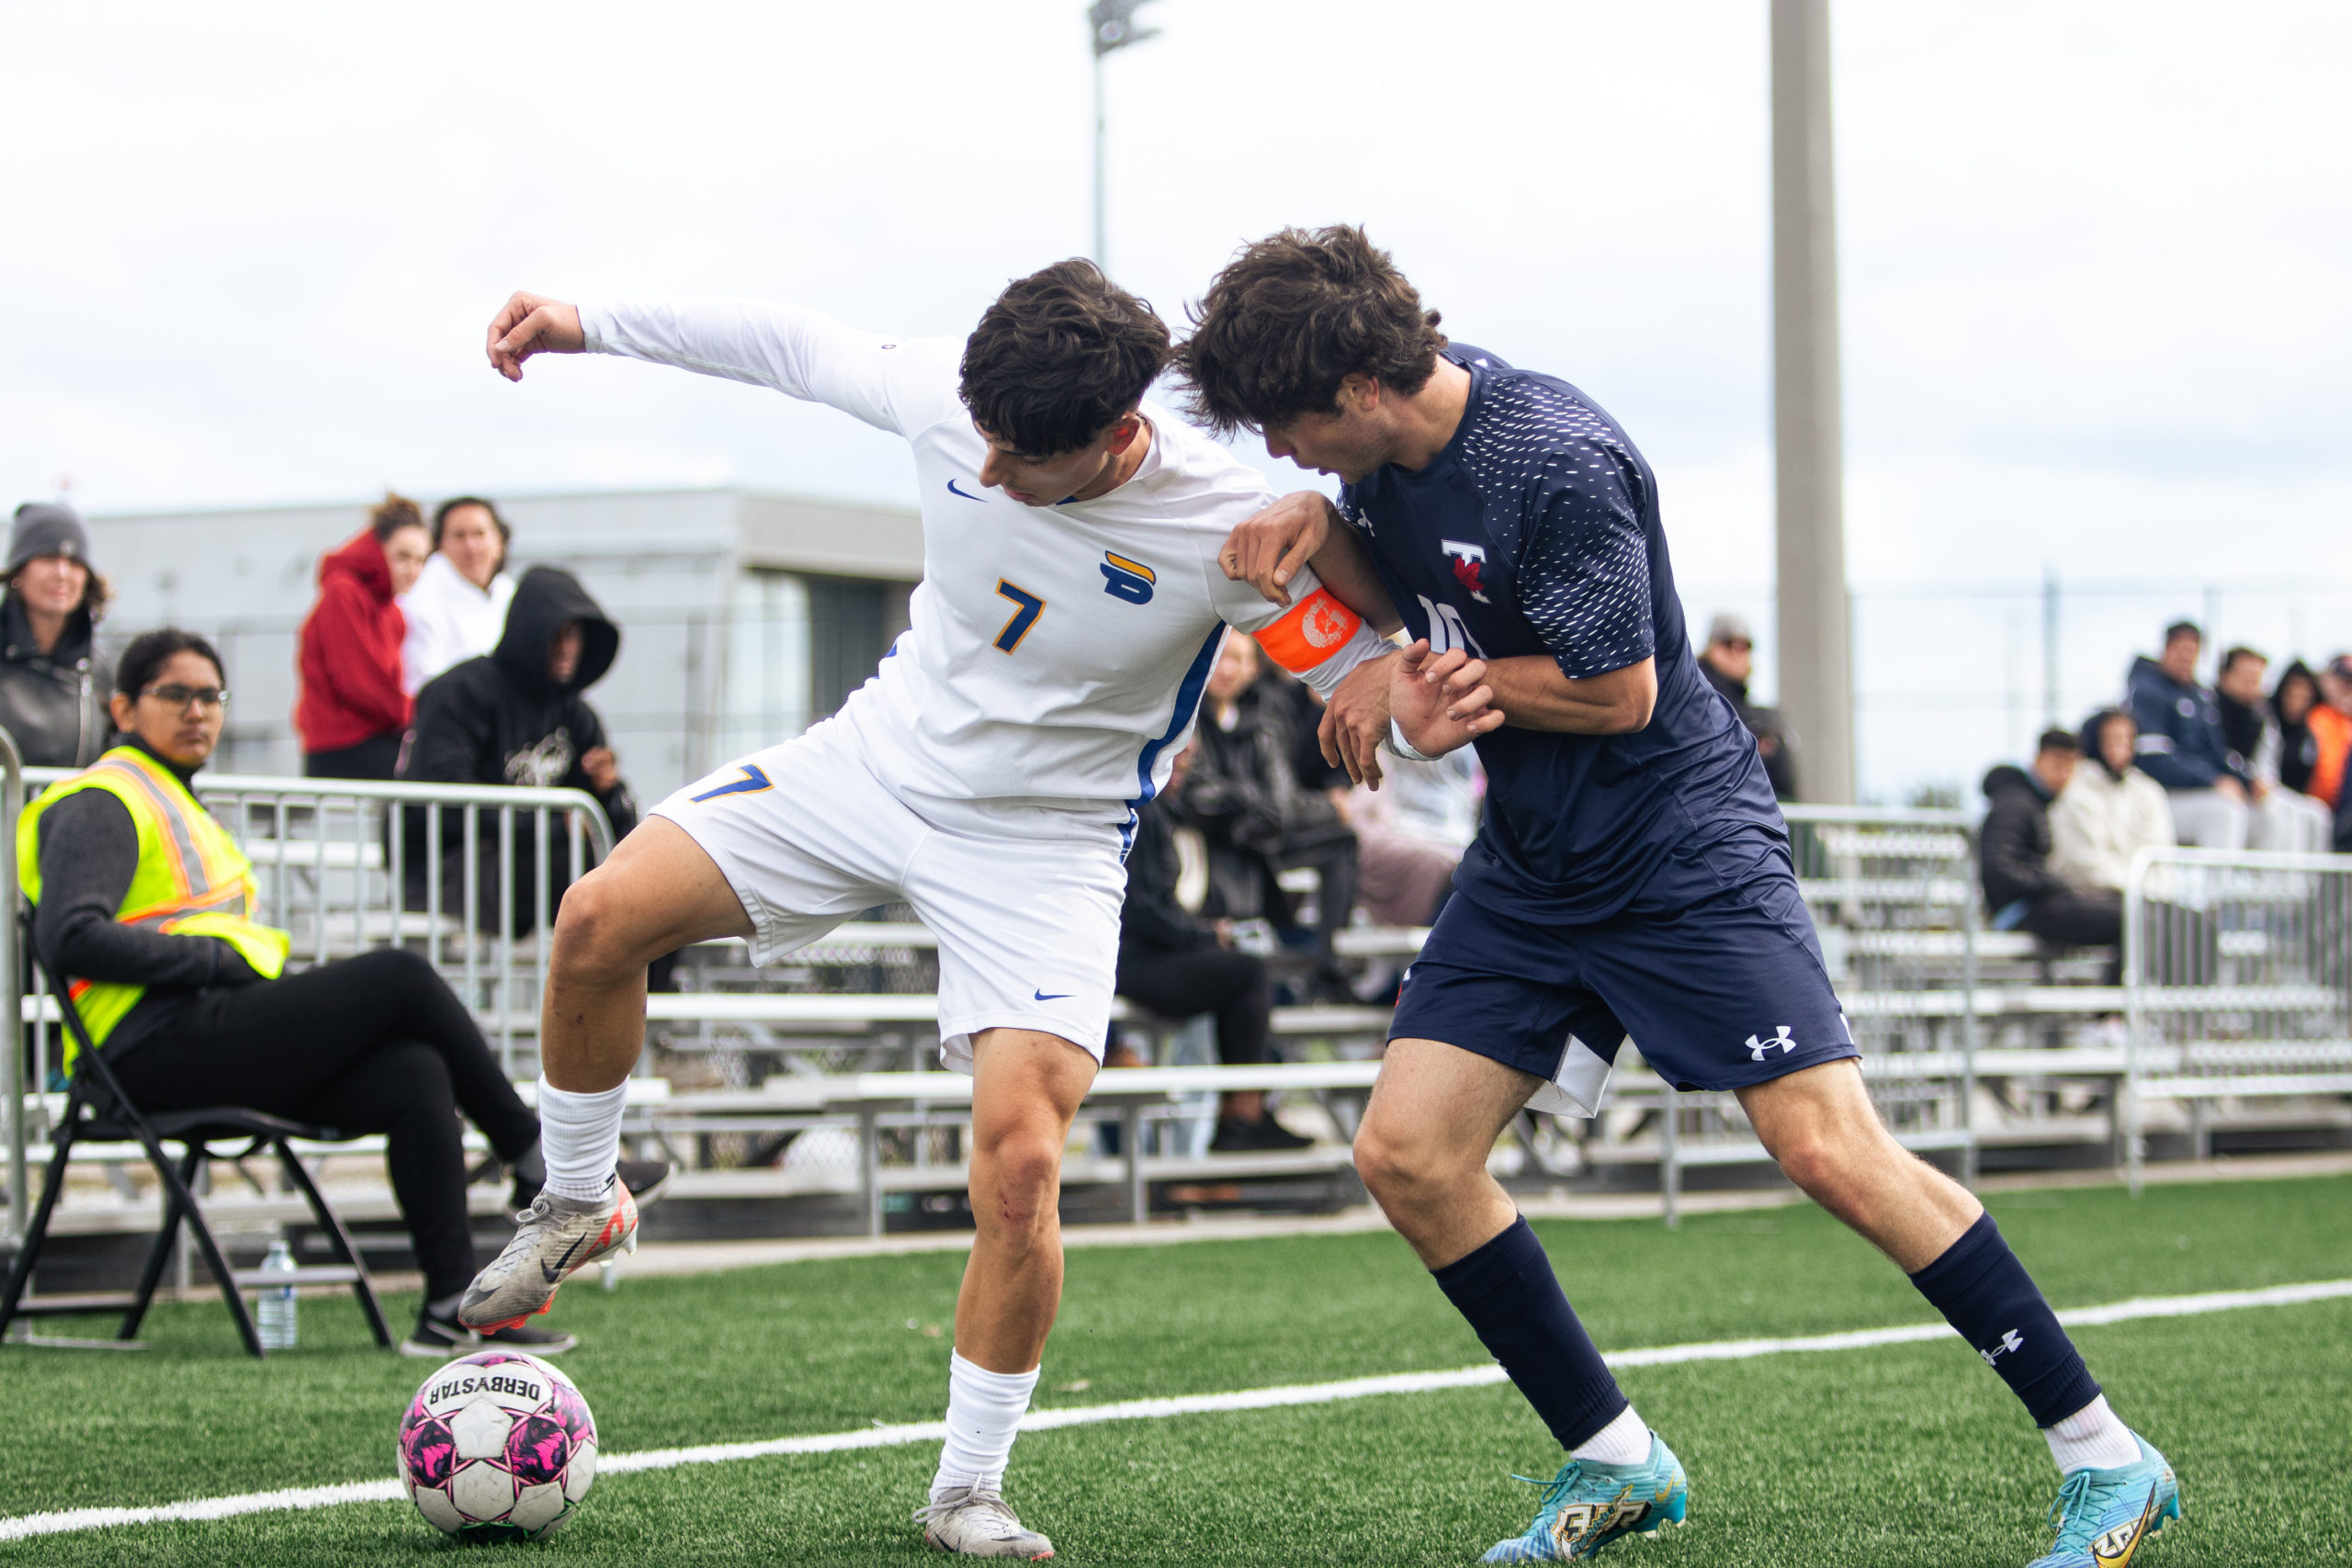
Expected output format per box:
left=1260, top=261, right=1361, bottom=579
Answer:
left=1306, top=507, right=1406, bottom=636
left=582, top=298, right=848, bottom=402
left=1486, top=655, right=1657, bottom=735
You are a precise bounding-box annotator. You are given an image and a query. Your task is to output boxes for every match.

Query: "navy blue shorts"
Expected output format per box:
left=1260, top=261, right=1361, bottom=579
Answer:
left=1390, top=829, right=1859, bottom=1095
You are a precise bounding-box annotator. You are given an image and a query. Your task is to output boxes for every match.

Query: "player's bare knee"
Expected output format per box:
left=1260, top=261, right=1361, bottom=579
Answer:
left=1352, top=1121, right=1445, bottom=1204
left=1769, top=1122, right=1876, bottom=1207
left=975, top=1128, right=1061, bottom=1212
left=550, top=867, right=655, bottom=979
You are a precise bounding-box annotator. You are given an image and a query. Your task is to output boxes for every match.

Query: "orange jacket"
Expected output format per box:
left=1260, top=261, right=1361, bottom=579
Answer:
left=2307, top=704, right=2351, bottom=809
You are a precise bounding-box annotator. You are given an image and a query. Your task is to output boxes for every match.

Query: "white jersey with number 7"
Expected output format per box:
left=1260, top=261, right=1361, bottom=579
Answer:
left=580, top=298, right=1388, bottom=814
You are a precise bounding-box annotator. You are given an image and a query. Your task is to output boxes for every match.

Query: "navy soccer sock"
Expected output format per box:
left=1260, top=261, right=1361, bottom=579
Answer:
left=1907, top=1211, right=2102, bottom=1427
left=1431, top=1215, right=1628, bottom=1450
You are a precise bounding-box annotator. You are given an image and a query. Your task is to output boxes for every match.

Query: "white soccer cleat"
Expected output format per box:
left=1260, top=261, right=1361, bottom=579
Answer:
left=914, top=1486, right=1055, bottom=1560
left=458, top=1180, right=639, bottom=1332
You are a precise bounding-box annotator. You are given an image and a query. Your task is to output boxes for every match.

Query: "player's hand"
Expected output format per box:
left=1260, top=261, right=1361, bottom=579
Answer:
left=1393, top=640, right=1503, bottom=764
left=487, top=292, right=586, bottom=381
left=580, top=746, right=620, bottom=793
left=1219, top=491, right=1332, bottom=607
left=2213, top=776, right=2247, bottom=805
left=1319, top=650, right=1399, bottom=789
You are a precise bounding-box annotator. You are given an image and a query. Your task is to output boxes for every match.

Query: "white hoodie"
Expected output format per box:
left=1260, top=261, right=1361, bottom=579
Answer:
left=400, top=551, right=515, bottom=694
left=2050, top=762, right=2176, bottom=893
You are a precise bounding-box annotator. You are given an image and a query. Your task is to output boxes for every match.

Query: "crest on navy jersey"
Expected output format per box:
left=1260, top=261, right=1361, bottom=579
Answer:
left=1441, top=540, right=1490, bottom=603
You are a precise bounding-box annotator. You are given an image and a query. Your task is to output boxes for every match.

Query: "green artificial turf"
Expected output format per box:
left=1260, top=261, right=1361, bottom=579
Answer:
left=2, top=1174, right=2347, bottom=1564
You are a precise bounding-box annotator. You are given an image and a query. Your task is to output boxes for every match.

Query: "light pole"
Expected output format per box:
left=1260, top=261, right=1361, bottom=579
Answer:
left=1770, top=0, right=1854, bottom=802
left=1087, top=0, right=1161, bottom=270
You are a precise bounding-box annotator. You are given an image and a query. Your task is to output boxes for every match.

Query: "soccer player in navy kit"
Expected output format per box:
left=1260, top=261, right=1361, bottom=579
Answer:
left=1180, top=228, right=2180, bottom=1567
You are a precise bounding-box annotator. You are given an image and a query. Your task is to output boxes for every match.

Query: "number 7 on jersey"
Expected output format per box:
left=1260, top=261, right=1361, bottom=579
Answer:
left=993, top=580, right=1045, bottom=653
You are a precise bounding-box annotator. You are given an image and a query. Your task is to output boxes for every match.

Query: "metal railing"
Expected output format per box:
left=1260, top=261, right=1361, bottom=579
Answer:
left=1641, top=806, right=1981, bottom=1220
left=2123, top=845, right=2352, bottom=1192
left=10, top=766, right=617, bottom=1135
left=2, top=730, right=23, bottom=1254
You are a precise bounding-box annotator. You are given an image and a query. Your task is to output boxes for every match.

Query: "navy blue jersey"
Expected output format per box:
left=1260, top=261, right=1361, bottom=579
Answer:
left=1340, top=345, right=1781, bottom=923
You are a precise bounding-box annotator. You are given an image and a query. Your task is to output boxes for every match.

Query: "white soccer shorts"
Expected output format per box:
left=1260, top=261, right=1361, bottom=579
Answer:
left=650, top=715, right=1126, bottom=1073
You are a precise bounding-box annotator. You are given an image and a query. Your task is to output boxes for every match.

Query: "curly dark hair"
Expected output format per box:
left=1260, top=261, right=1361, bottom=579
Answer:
left=1175, top=225, right=1447, bottom=437
left=959, top=260, right=1171, bottom=457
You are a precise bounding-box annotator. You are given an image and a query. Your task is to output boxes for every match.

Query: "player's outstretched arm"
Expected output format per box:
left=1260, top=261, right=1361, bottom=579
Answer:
left=486, top=292, right=586, bottom=381
left=1220, top=492, right=1403, bottom=634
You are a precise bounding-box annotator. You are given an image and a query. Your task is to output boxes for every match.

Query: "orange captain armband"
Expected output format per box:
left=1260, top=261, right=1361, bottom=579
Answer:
left=1252, top=586, right=1364, bottom=674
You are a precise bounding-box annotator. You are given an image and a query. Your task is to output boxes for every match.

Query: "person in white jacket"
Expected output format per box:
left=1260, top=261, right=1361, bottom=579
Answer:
left=2051, top=707, right=2176, bottom=892
left=401, top=496, right=516, bottom=694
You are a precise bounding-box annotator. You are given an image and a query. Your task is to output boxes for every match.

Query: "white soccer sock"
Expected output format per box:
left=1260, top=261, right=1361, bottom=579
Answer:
left=535, top=1077, right=628, bottom=1201
left=2043, top=1394, right=2140, bottom=1473
left=931, top=1351, right=1040, bottom=1501
left=1570, top=1403, right=1653, bottom=1466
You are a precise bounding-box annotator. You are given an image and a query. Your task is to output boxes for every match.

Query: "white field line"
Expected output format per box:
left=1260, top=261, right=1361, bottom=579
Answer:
left=5, top=1276, right=2347, bottom=1543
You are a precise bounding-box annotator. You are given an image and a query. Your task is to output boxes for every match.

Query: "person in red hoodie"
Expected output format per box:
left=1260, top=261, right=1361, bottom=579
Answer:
left=296, top=493, right=431, bottom=777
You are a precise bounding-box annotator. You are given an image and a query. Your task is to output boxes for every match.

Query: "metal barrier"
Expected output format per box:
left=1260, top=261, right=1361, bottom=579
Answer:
left=2124, top=845, right=2352, bottom=1192
left=1646, top=805, right=1982, bottom=1221
left=2, top=730, right=22, bottom=1255
left=11, top=765, right=617, bottom=1107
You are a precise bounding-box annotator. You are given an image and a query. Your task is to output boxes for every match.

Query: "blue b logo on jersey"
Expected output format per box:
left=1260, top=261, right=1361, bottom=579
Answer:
left=1100, top=551, right=1155, bottom=605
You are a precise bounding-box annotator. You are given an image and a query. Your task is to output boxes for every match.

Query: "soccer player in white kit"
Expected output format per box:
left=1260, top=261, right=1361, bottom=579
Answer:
left=456, top=262, right=1500, bottom=1558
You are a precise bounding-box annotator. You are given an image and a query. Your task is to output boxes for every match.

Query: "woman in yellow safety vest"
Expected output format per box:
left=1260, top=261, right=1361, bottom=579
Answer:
left=20, top=628, right=659, bottom=1357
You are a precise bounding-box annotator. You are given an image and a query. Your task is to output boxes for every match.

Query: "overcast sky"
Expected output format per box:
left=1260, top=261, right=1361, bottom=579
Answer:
left=4, top=1, right=2346, bottom=795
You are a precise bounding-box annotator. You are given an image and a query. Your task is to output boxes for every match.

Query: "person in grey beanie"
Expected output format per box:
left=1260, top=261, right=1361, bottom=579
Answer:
left=0, top=502, right=112, bottom=768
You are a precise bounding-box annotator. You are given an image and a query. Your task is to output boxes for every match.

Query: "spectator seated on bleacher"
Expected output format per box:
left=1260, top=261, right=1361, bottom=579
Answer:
left=1979, top=728, right=2121, bottom=955
left=1115, top=759, right=1309, bottom=1152
left=2273, top=660, right=2324, bottom=798
left=400, top=566, right=639, bottom=937
left=2314, top=657, right=2352, bottom=852
left=2214, top=644, right=2335, bottom=853
left=2051, top=708, right=2175, bottom=898
left=18, top=628, right=639, bottom=1358
left=1173, top=634, right=1358, bottom=998
left=2124, top=620, right=2319, bottom=852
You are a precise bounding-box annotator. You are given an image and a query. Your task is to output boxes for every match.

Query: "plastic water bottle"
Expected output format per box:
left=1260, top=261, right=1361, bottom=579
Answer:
left=255, top=1239, right=299, bottom=1351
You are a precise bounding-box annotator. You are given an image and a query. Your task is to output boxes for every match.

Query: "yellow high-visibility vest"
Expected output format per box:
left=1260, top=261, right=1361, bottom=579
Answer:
left=17, top=745, right=290, bottom=1068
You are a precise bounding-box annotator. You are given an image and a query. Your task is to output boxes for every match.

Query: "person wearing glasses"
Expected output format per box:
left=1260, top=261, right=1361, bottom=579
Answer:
left=17, top=627, right=664, bottom=1357
left=1697, top=611, right=1799, bottom=802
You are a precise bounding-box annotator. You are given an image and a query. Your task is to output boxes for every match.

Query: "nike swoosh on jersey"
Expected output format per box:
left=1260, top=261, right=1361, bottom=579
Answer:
left=945, top=478, right=987, bottom=501
left=1034, top=989, right=1072, bottom=1001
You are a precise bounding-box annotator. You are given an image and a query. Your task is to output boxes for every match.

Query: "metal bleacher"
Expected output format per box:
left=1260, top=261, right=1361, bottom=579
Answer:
left=8, top=744, right=2350, bottom=1265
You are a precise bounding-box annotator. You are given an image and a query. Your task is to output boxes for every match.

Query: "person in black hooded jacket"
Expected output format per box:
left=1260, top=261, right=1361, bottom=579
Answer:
left=400, top=566, right=638, bottom=933
left=1978, top=728, right=2121, bottom=952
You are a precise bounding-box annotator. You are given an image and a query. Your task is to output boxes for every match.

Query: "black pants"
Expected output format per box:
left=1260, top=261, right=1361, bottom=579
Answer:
left=2021, top=888, right=2122, bottom=949
left=1114, top=944, right=1270, bottom=1066
left=107, top=949, right=537, bottom=1300
left=304, top=731, right=402, bottom=781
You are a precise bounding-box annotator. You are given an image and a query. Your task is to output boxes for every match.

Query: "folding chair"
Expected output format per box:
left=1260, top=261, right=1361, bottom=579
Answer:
left=1, top=919, right=392, bottom=1356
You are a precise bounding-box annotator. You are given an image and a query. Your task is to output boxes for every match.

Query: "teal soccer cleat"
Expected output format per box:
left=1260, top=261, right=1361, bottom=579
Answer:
left=1481, top=1435, right=1688, bottom=1562
left=2026, top=1435, right=2181, bottom=1568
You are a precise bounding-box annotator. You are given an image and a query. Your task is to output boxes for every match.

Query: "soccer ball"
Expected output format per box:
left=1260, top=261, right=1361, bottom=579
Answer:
left=397, top=1351, right=597, bottom=1540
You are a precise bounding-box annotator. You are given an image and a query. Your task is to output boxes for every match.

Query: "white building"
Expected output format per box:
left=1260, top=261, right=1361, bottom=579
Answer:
left=83, top=489, right=921, bottom=798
